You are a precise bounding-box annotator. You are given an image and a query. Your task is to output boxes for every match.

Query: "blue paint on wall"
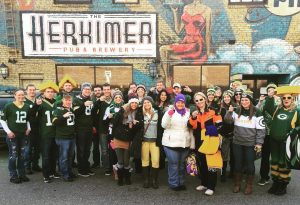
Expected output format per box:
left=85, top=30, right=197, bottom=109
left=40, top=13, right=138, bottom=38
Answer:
left=245, top=7, right=291, bottom=45
left=133, top=69, right=156, bottom=89
left=92, top=0, right=130, bottom=12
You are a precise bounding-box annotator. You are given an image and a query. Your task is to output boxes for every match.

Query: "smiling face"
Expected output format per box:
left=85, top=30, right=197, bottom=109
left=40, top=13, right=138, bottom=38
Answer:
left=235, top=92, right=242, bottom=101
left=63, top=82, right=73, bottom=93
left=207, top=93, right=214, bottom=102
left=137, top=87, right=145, bottom=97
left=102, top=85, right=111, bottom=97
left=114, top=95, right=123, bottom=104
left=267, top=88, right=275, bottom=97
left=241, top=97, right=251, bottom=109
left=173, top=87, right=181, bottom=95
left=26, top=85, right=36, bottom=98
left=82, top=87, right=92, bottom=97
left=62, top=97, right=72, bottom=108
left=282, top=94, right=293, bottom=108
left=156, top=82, right=165, bottom=92
left=160, top=91, right=167, bottom=102
left=14, top=90, right=25, bottom=103
left=44, top=88, right=55, bottom=99
left=194, top=95, right=206, bottom=109
left=143, top=100, right=152, bottom=111
left=223, top=94, right=231, bottom=104
left=130, top=102, right=138, bottom=110
left=93, top=87, right=102, bottom=98
left=175, top=101, right=185, bottom=110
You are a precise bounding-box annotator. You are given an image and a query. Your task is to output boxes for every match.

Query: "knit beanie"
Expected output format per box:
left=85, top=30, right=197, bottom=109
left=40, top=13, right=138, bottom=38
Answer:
left=266, top=83, right=277, bottom=91
left=222, top=90, right=234, bottom=98
left=81, top=82, right=92, bottom=91
left=136, top=84, right=146, bottom=92
left=207, top=88, right=216, bottom=96
left=175, top=94, right=185, bottom=104
left=241, top=89, right=254, bottom=103
left=142, top=96, right=154, bottom=105
left=194, top=92, right=207, bottom=101
left=128, top=95, right=139, bottom=104
left=113, top=90, right=123, bottom=99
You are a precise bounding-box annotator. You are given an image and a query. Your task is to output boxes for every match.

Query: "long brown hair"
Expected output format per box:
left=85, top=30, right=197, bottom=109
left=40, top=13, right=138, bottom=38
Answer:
left=238, top=102, right=255, bottom=120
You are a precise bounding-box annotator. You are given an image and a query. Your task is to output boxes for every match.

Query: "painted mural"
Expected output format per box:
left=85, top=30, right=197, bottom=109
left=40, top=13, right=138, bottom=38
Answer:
left=0, top=0, right=300, bottom=88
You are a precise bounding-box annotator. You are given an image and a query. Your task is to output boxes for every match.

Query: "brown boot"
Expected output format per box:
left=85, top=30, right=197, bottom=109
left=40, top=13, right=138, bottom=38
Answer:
left=244, top=175, right=254, bottom=195
left=233, top=173, right=242, bottom=193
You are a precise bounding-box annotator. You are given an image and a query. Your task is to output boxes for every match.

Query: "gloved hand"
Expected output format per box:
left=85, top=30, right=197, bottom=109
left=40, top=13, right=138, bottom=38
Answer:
left=168, top=109, right=175, bottom=117
left=289, top=128, right=298, bottom=137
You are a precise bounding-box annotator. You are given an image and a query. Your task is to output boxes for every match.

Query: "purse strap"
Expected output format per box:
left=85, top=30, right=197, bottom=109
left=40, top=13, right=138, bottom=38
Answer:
left=143, top=113, right=154, bottom=136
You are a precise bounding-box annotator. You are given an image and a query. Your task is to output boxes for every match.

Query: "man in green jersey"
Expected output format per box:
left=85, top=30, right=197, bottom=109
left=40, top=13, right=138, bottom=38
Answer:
left=24, top=84, right=41, bottom=174
left=0, top=89, right=31, bottom=184
left=35, top=81, right=60, bottom=183
left=73, top=82, right=95, bottom=177
left=52, top=94, right=76, bottom=182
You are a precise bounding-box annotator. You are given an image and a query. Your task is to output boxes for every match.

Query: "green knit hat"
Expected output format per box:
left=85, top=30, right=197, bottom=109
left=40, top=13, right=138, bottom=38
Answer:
left=207, top=87, right=216, bottom=96
left=222, top=90, right=234, bottom=98
left=241, top=89, right=254, bottom=103
left=266, top=83, right=277, bottom=91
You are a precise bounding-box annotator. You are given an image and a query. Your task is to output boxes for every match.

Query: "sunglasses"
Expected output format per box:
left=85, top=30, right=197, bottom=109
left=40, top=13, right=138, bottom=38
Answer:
left=195, top=98, right=204, bottom=103
left=235, top=93, right=242, bottom=96
left=282, top=96, right=292, bottom=100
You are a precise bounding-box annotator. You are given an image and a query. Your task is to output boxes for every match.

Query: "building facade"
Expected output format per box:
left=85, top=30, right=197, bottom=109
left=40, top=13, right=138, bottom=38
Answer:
left=0, top=0, right=300, bottom=96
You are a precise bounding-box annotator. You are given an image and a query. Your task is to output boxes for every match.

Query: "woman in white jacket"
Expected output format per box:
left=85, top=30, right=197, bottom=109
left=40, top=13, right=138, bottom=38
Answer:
left=162, top=94, right=195, bottom=191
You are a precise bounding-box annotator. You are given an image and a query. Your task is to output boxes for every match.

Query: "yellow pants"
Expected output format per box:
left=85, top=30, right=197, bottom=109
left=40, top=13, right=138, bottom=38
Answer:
left=141, top=141, right=160, bottom=168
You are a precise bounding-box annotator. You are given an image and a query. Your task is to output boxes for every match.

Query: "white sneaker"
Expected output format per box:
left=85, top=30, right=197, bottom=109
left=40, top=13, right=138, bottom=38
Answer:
left=205, top=189, right=214, bottom=196
left=196, top=185, right=207, bottom=191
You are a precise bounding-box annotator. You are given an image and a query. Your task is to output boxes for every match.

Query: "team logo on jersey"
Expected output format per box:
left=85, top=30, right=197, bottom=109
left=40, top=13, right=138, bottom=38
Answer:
left=258, top=118, right=265, bottom=127
left=277, top=114, right=288, bottom=120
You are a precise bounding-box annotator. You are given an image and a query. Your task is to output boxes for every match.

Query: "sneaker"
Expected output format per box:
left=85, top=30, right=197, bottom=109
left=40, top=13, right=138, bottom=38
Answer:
left=10, top=177, right=21, bottom=184
left=205, top=189, right=214, bottom=196
left=78, top=172, right=90, bottom=177
left=91, top=163, right=100, bottom=169
left=87, top=170, right=95, bottom=176
left=44, top=177, right=52, bottom=183
left=104, top=171, right=111, bottom=176
left=196, top=185, right=207, bottom=191
left=63, top=177, right=74, bottom=182
left=32, top=165, right=42, bottom=172
left=258, top=178, right=270, bottom=186
left=50, top=173, right=61, bottom=179
left=19, top=175, right=30, bottom=182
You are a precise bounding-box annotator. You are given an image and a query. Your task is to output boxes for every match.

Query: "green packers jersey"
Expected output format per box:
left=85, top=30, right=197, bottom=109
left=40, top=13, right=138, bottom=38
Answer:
left=2, top=102, right=30, bottom=134
left=38, top=99, right=56, bottom=138
left=24, top=97, right=39, bottom=128
left=52, top=106, right=75, bottom=139
left=73, top=95, right=93, bottom=132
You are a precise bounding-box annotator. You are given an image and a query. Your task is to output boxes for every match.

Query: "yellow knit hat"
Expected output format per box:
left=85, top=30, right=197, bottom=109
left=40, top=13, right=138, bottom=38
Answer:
left=58, top=75, right=77, bottom=89
left=38, top=81, right=59, bottom=93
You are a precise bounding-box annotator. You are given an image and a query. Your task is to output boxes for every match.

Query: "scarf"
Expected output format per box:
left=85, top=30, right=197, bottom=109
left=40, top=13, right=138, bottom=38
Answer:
left=175, top=106, right=186, bottom=116
left=109, top=101, right=124, bottom=115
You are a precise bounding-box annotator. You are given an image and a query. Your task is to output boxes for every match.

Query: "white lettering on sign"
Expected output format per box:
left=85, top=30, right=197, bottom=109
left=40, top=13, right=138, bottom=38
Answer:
left=21, top=12, right=157, bottom=58
left=266, top=0, right=300, bottom=16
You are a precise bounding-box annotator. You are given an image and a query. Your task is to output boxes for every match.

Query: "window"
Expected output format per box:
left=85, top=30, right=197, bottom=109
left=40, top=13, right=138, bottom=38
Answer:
left=228, top=0, right=267, bottom=5
left=54, top=0, right=92, bottom=4
left=112, top=0, right=140, bottom=4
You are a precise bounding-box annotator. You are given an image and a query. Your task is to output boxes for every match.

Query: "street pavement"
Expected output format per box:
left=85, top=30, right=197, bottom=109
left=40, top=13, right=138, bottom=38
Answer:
left=0, top=148, right=300, bottom=205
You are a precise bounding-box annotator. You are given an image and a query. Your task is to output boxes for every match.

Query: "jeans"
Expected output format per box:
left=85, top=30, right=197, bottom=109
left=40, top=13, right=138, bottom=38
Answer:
left=260, top=135, right=270, bottom=180
left=55, top=138, right=75, bottom=178
left=196, top=152, right=217, bottom=190
left=163, top=146, right=189, bottom=188
left=24, top=129, right=40, bottom=169
left=76, top=131, right=93, bottom=173
left=99, top=133, right=110, bottom=171
left=115, top=148, right=130, bottom=169
left=41, top=138, right=57, bottom=178
left=92, top=131, right=100, bottom=166
left=232, top=143, right=256, bottom=175
left=7, top=135, right=28, bottom=177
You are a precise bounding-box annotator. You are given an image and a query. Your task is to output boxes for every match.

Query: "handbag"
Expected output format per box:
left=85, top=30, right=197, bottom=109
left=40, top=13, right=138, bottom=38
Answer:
left=286, top=131, right=300, bottom=170
left=186, top=152, right=198, bottom=176
left=143, top=113, right=154, bottom=137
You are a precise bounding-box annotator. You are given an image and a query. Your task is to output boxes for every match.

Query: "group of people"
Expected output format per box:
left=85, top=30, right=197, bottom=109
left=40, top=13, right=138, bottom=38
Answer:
left=1, top=75, right=300, bottom=197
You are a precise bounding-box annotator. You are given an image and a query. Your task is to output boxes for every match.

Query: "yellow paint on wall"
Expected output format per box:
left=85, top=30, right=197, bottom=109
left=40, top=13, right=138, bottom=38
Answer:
left=223, top=0, right=252, bottom=46
left=285, top=13, right=300, bottom=45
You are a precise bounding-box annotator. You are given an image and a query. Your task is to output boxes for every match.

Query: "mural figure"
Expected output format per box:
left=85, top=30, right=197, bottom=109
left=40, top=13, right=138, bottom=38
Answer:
left=16, top=0, right=36, bottom=10
left=160, top=0, right=212, bottom=81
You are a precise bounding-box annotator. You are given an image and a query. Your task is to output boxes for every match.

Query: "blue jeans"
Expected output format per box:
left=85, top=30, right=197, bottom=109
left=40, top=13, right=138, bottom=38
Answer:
left=232, top=143, right=256, bottom=175
left=99, top=133, right=110, bottom=172
left=55, top=138, right=75, bottom=178
left=163, top=146, right=189, bottom=188
left=6, top=135, right=28, bottom=177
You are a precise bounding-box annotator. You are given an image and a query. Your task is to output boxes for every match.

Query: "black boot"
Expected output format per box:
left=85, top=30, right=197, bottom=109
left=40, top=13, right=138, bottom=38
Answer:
left=134, top=159, right=142, bottom=174
left=274, top=182, right=288, bottom=196
left=124, top=168, right=131, bottom=185
left=268, top=181, right=279, bottom=194
left=117, top=168, right=124, bottom=186
left=151, top=168, right=159, bottom=189
left=142, top=166, right=150, bottom=188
